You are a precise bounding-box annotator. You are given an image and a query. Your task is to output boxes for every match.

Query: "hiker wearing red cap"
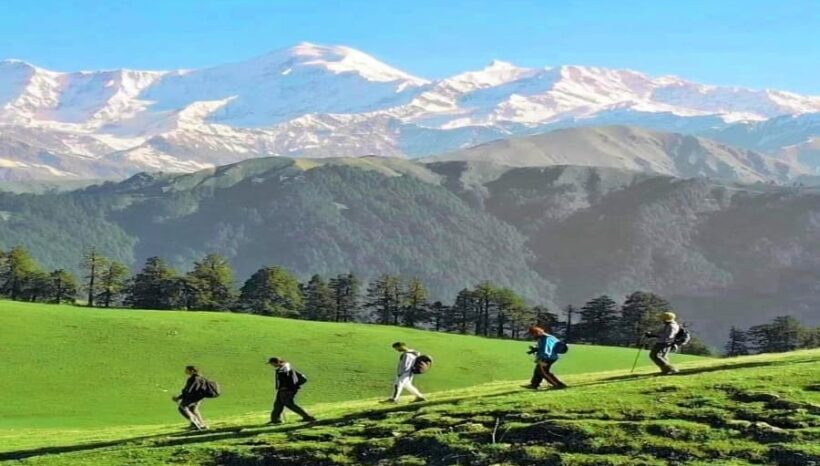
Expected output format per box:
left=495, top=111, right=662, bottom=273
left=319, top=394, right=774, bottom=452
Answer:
left=523, top=326, right=568, bottom=390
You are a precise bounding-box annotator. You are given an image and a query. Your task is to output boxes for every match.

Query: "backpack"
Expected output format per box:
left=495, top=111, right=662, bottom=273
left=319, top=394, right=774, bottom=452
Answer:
left=203, top=378, right=221, bottom=398
left=412, top=354, right=433, bottom=374
left=674, top=327, right=692, bottom=346
left=555, top=340, right=569, bottom=354
left=295, top=370, right=308, bottom=387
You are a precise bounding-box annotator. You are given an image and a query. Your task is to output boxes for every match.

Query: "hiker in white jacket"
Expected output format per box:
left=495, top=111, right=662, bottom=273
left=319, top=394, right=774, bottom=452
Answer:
left=384, top=342, right=427, bottom=403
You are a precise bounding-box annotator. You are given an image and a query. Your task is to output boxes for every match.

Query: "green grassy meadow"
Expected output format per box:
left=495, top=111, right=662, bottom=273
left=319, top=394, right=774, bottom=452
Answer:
left=1, top=349, right=816, bottom=465
left=0, top=300, right=695, bottom=431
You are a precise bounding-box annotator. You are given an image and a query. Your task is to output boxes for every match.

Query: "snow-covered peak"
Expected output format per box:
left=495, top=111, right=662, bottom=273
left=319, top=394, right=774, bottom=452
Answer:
left=242, top=42, right=428, bottom=85
left=2, top=44, right=820, bottom=180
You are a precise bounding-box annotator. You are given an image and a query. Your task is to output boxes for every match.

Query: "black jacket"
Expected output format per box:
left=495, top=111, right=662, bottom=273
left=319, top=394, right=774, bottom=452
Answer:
left=179, top=374, right=207, bottom=403
left=274, top=363, right=306, bottom=391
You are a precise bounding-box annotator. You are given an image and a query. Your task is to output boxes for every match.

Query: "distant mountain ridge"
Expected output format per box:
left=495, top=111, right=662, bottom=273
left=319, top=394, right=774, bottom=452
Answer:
left=1, top=156, right=818, bottom=345
left=431, top=126, right=804, bottom=184
left=2, top=43, right=820, bottom=180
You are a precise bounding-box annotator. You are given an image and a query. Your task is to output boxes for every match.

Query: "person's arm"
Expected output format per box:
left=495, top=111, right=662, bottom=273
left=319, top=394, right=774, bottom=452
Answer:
left=399, top=352, right=416, bottom=375
left=536, top=336, right=548, bottom=360
left=174, top=377, right=193, bottom=401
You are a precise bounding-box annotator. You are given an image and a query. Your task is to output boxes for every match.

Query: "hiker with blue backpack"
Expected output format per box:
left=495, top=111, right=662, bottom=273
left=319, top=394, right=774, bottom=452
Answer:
left=524, top=326, right=568, bottom=390
left=267, top=357, right=316, bottom=424
left=172, top=365, right=219, bottom=431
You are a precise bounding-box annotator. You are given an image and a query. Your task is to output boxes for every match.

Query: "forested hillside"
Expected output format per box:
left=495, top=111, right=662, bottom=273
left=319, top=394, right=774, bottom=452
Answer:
left=1, top=157, right=818, bottom=344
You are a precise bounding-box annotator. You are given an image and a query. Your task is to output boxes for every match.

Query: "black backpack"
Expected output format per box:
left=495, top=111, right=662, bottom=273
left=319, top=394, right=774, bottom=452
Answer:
left=555, top=340, right=569, bottom=354
left=295, top=370, right=308, bottom=387
left=674, top=327, right=692, bottom=346
left=203, top=378, right=221, bottom=398
left=413, top=355, right=433, bottom=374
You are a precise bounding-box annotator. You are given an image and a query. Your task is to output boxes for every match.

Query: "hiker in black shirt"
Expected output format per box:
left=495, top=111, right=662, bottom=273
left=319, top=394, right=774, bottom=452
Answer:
left=267, top=357, right=316, bottom=425
left=172, top=365, right=208, bottom=430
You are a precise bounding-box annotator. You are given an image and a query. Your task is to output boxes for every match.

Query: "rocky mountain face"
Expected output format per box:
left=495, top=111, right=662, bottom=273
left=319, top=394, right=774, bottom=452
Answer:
left=2, top=43, right=819, bottom=180
left=1, top=157, right=817, bottom=344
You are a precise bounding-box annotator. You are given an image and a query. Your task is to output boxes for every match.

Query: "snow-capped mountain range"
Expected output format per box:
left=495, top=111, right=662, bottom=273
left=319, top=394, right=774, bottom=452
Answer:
left=1, top=42, right=820, bottom=181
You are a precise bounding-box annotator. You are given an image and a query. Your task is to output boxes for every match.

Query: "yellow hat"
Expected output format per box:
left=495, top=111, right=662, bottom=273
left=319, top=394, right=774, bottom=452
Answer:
left=661, top=312, right=676, bottom=322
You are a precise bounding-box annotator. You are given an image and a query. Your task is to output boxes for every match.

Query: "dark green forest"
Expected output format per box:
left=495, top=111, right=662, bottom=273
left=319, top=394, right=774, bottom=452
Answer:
left=1, top=157, right=819, bottom=345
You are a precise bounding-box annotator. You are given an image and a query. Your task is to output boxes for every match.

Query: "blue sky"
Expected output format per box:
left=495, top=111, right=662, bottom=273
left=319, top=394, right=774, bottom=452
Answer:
left=1, top=0, right=818, bottom=93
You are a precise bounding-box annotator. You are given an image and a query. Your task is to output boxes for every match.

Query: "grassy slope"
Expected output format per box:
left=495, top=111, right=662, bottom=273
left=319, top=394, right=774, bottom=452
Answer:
left=0, top=301, right=691, bottom=430
left=1, top=350, right=817, bottom=466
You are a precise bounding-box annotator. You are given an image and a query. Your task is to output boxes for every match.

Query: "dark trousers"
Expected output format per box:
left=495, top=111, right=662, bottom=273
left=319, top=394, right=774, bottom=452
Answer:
left=531, top=360, right=566, bottom=388
left=271, top=389, right=312, bottom=422
left=650, top=343, right=676, bottom=373
left=178, top=400, right=204, bottom=426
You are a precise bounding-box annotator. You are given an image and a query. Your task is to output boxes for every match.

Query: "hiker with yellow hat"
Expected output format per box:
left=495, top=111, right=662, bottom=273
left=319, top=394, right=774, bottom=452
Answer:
left=644, top=312, right=681, bottom=375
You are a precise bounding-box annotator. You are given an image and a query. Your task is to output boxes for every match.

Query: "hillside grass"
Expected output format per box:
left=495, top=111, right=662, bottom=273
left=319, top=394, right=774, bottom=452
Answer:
left=0, top=300, right=697, bottom=430
left=1, top=350, right=817, bottom=465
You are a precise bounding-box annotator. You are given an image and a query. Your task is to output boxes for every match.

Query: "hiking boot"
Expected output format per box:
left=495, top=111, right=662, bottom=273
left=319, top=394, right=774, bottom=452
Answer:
left=412, top=397, right=428, bottom=403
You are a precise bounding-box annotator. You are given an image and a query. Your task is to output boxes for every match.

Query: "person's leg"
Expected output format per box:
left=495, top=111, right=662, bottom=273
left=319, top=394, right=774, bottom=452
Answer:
left=529, top=363, right=544, bottom=388
left=282, top=391, right=315, bottom=421
left=271, top=391, right=286, bottom=423
left=190, top=401, right=207, bottom=429
left=649, top=343, right=667, bottom=372
left=179, top=402, right=202, bottom=428
left=391, top=376, right=408, bottom=401
left=655, top=345, right=677, bottom=374
left=402, top=376, right=426, bottom=401
left=541, top=361, right=567, bottom=388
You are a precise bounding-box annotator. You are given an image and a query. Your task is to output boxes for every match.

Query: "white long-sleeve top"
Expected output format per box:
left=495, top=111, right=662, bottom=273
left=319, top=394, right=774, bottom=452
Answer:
left=396, top=350, right=420, bottom=377
left=659, top=321, right=681, bottom=345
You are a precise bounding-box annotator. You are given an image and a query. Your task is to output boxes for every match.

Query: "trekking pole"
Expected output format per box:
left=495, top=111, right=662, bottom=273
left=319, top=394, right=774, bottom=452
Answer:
left=630, top=336, right=644, bottom=374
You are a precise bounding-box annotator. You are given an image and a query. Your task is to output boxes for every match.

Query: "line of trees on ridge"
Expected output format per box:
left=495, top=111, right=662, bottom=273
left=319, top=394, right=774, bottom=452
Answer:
left=2, top=246, right=818, bottom=356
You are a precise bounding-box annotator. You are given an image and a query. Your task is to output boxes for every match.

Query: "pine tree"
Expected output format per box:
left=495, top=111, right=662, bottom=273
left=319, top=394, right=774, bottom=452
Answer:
left=124, top=257, right=178, bottom=310
left=507, top=304, right=536, bottom=339
left=81, top=248, right=108, bottom=307
left=329, top=273, right=360, bottom=322
left=401, top=277, right=429, bottom=328
left=97, top=261, right=130, bottom=308
left=185, top=253, right=236, bottom=311
left=724, top=326, right=750, bottom=357
left=564, top=305, right=578, bottom=342
left=302, top=274, right=336, bottom=321
left=47, top=269, right=78, bottom=304
left=239, top=266, right=304, bottom=317
left=429, top=301, right=450, bottom=331
left=579, top=295, right=619, bottom=345
left=620, top=291, right=672, bottom=346
left=0, top=246, right=42, bottom=300
left=366, top=274, right=402, bottom=325
left=473, top=281, right=497, bottom=336
left=22, top=270, right=50, bottom=302
left=451, top=289, right=476, bottom=334
left=494, top=287, right=526, bottom=338
left=749, top=315, right=804, bottom=353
